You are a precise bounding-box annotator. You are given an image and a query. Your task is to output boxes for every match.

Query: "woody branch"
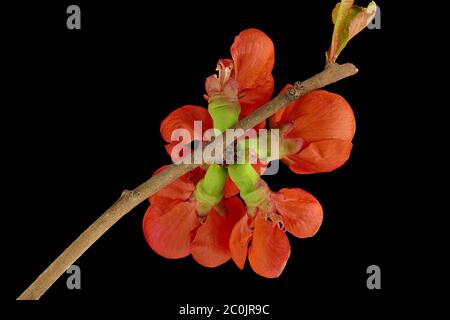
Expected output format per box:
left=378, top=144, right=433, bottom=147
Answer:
left=17, top=62, right=358, bottom=300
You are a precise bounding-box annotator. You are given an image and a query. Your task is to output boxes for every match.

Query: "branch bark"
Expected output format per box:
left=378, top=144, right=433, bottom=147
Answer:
left=17, top=62, right=358, bottom=300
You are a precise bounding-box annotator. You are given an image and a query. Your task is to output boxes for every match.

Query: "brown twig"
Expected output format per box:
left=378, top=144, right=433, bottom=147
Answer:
left=17, top=62, right=358, bottom=300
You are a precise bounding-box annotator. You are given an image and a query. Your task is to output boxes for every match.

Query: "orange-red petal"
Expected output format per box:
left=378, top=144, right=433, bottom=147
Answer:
left=191, top=197, right=245, bottom=268
left=145, top=196, right=179, bottom=219
left=160, top=105, right=212, bottom=143
left=229, top=214, right=253, bottom=270
left=285, top=140, right=353, bottom=174
left=270, top=89, right=355, bottom=174
left=143, top=199, right=200, bottom=259
left=279, top=90, right=355, bottom=142
left=272, top=188, right=323, bottom=238
left=149, top=165, right=204, bottom=202
left=231, top=29, right=274, bottom=90
left=188, top=166, right=207, bottom=185
left=248, top=214, right=290, bottom=278
left=224, top=175, right=240, bottom=198
left=239, top=75, right=274, bottom=121
left=231, top=29, right=275, bottom=116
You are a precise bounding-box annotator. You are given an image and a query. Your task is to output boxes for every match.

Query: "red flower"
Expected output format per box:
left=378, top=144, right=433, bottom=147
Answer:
left=143, top=166, right=245, bottom=267
left=205, top=28, right=275, bottom=120
left=161, top=29, right=275, bottom=160
left=270, top=88, right=356, bottom=174
left=229, top=186, right=323, bottom=278
left=146, top=29, right=354, bottom=279
left=231, top=29, right=275, bottom=118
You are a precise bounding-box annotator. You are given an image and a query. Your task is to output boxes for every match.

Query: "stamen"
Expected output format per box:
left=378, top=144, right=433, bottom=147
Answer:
left=216, top=60, right=234, bottom=89
left=263, top=211, right=286, bottom=231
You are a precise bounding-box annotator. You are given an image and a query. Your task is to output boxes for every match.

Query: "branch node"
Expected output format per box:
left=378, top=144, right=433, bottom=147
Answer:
left=286, top=87, right=298, bottom=101
left=293, top=81, right=303, bottom=90
left=287, top=81, right=305, bottom=101
left=121, top=190, right=140, bottom=199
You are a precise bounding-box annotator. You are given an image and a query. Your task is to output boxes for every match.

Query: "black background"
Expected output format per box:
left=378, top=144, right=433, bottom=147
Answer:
left=4, top=0, right=407, bottom=316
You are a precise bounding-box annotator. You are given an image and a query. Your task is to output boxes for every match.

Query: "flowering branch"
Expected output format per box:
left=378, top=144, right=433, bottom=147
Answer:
left=17, top=62, right=358, bottom=300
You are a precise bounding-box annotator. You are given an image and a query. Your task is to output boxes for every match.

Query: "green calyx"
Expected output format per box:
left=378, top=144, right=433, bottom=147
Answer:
left=208, top=97, right=241, bottom=132
left=228, top=163, right=271, bottom=215
left=194, top=164, right=227, bottom=216
left=227, top=163, right=260, bottom=194
left=240, top=185, right=270, bottom=210
left=198, top=92, right=241, bottom=214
